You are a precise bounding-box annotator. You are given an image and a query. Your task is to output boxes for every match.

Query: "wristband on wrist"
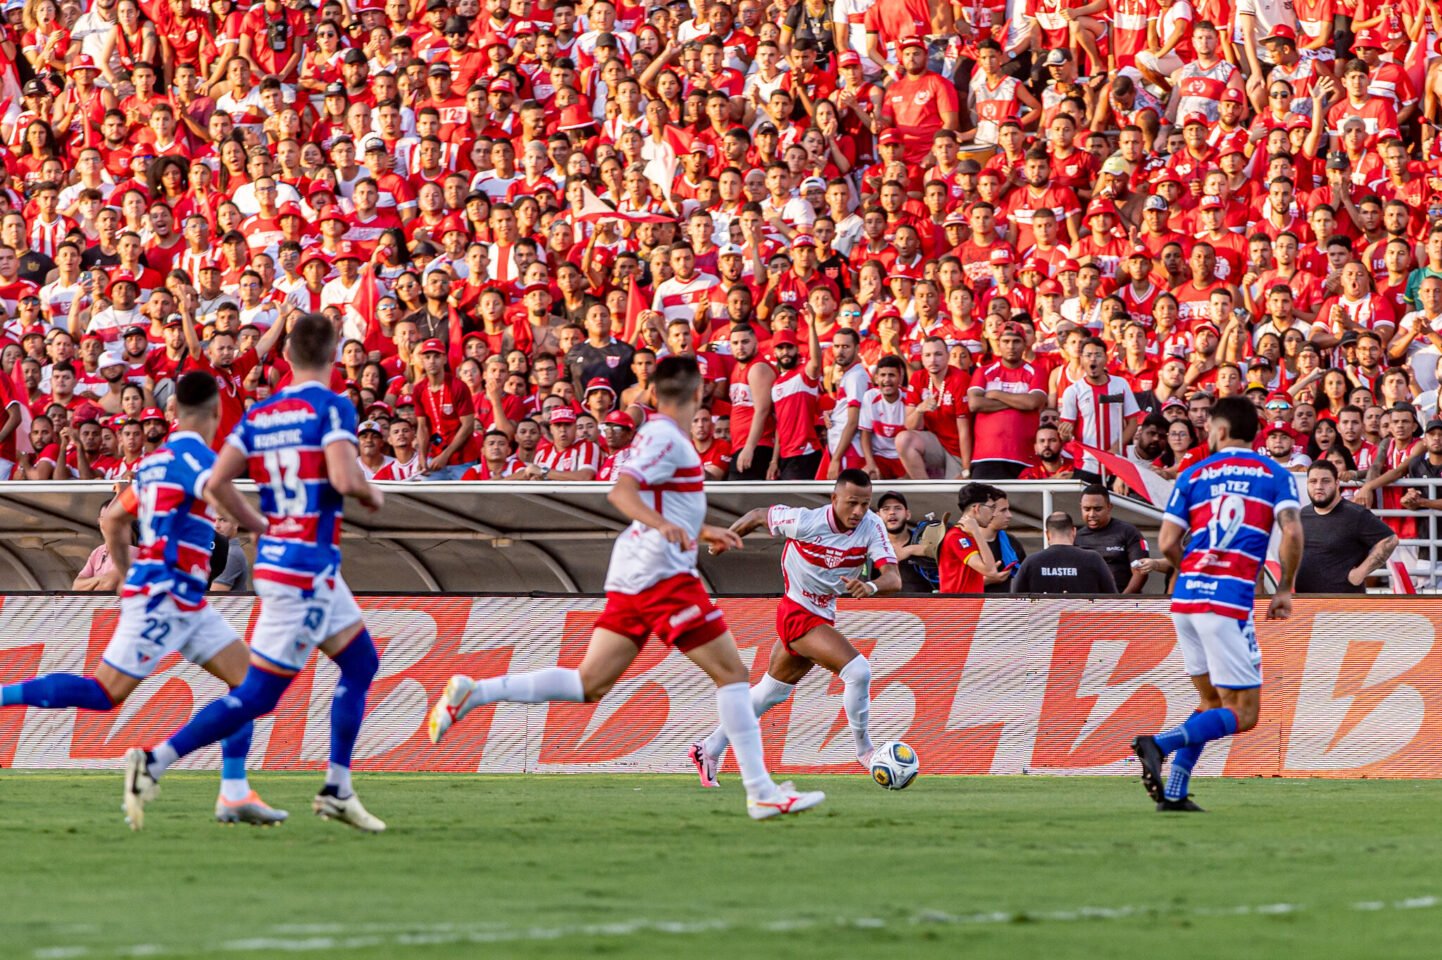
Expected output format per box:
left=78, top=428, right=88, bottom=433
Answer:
left=863, top=580, right=879, bottom=596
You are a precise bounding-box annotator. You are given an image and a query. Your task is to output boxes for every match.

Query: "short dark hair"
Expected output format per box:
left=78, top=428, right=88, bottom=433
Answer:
left=1044, top=511, right=1075, bottom=537
left=1308, top=459, right=1339, bottom=480
left=653, top=355, right=703, bottom=403
left=957, top=482, right=1003, bottom=513
left=1081, top=483, right=1111, bottom=502
left=175, top=370, right=219, bottom=411
left=1211, top=395, right=1261, bottom=444
left=288, top=312, right=338, bottom=369
left=836, top=468, right=872, bottom=490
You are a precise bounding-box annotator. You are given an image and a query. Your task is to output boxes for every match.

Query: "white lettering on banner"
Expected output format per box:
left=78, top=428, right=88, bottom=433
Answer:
left=945, top=599, right=1055, bottom=775
left=1286, top=612, right=1432, bottom=771
left=780, top=612, right=924, bottom=767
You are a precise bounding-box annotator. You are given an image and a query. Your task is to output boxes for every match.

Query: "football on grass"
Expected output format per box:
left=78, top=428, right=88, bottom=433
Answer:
left=870, top=741, right=920, bottom=790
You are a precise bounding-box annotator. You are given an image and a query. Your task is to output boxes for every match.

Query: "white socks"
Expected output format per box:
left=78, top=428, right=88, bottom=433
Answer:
left=326, top=763, right=353, bottom=799
left=716, top=682, right=775, bottom=798
left=220, top=778, right=250, bottom=802
left=839, top=655, right=873, bottom=758
left=461, top=667, right=585, bottom=718
left=148, top=742, right=179, bottom=779
left=703, top=673, right=795, bottom=759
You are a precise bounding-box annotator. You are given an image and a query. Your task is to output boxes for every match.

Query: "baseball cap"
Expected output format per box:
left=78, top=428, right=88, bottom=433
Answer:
left=1128, top=245, right=1152, bottom=260
left=1426, top=419, right=1442, bottom=433
left=1221, top=88, right=1245, bottom=104
left=97, top=349, right=127, bottom=370
left=489, top=78, right=515, bottom=94
left=957, top=159, right=982, bottom=175
left=1162, top=396, right=1187, bottom=411
left=333, top=240, right=362, bottom=262
left=878, top=129, right=904, bottom=146
left=1181, top=113, right=1208, bottom=128
left=68, top=54, right=99, bottom=74
left=1150, top=169, right=1182, bottom=188
left=429, top=61, right=452, bottom=76
left=548, top=406, right=577, bottom=424
left=989, top=247, right=1015, bottom=265
left=1044, top=48, right=1070, bottom=67
left=1144, top=195, right=1169, bottom=212
left=799, top=176, right=826, bottom=192
left=362, top=136, right=386, bottom=154
left=877, top=491, right=908, bottom=510
left=122, top=325, right=147, bottom=338
left=1199, top=195, right=1223, bottom=210
left=1020, top=257, right=1044, bottom=274
left=419, top=338, right=447, bottom=355
left=838, top=51, right=861, bottom=68
left=1057, top=259, right=1080, bottom=274
left=20, top=323, right=44, bottom=339
left=106, top=270, right=138, bottom=295
left=1084, top=199, right=1118, bottom=221
left=1326, top=153, right=1351, bottom=170
left=898, top=36, right=925, bottom=52
left=791, top=232, right=817, bottom=248
left=342, top=48, right=367, bottom=64
left=22, top=79, right=45, bottom=97
left=1194, top=321, right=1221, bottom=337
left=358, top=419, right=384, bottom=435
left=324, top=82, right=346, bottom=98
left=718, top=244, right=744, bottom=258
left=1038, top=279, right=1063, bottom=295
left=1264, top=391, right=1293, bottom=409
left=139, top=407, right=166, bottom=422
left=1100, top=156, right=1129, bottom=177
left=1263, top=23, right=1298, bottom=44
left=585, top=377, right=616, bottom=396
left=772, top=329, right=799, bottom=347
left=1353, top=28, right=1383, bottom=49
left=604, top=411, right=636, bottom=429
left=520, top=281, right=549, bottom=297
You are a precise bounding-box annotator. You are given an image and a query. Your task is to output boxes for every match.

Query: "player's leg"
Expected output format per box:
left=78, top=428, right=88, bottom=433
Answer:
left=429, top=598, right=645, bottom=742
left=197, top=638, right=287, bottom=826
left=684, top=631, right=825, bottom=819
left=3, top=594, right=161, bottom=710
left=1156, top=673, right=1222, bottom=807
left=695, top=642, right=813, bottom=781
left=789, top=625, right=875, bottom=765
left=1, top=663, right=136, bottom=710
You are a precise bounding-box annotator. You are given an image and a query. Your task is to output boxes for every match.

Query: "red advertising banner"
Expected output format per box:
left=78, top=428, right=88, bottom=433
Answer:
left=1, top=595, right=1439, bottom=778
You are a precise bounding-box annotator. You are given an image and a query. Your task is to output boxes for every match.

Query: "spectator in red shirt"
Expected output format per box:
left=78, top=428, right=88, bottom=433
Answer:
left=938, top=483, right=1011, bottom=594
left=414, top=338, right=479, bottom=479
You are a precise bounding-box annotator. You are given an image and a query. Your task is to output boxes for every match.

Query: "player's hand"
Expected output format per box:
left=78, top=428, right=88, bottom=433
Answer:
left=656, top=519, right=695, bottom=551
left=1266, top=589, right=1293, bottom=621
left=701, top=524, right=743, bottom=554
left=359, top=485, right=385, bottom=513
left=840, top=576, right=872, bottom=599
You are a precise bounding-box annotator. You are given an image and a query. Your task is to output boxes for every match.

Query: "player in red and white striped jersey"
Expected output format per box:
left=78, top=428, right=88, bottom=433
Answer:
left=431, top=357, right=825, bottom=820
left=691, top=470, right=900, bottom=785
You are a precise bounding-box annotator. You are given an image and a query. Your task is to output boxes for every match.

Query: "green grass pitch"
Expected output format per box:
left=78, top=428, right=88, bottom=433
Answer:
left=1, top=772, right=1439, bottom=959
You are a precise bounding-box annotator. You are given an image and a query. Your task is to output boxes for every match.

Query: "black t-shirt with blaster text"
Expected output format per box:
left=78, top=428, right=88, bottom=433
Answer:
left=1012, top=545, right=1118, bottom=594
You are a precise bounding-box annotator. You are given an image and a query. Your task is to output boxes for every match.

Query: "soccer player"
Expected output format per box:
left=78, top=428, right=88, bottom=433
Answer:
left=120, top=314, right=387, bottom=832
left=689, top=470, right=901, bottom=785
left=1131, top=397, right=1303, bottom=812
left=0, top=373, right=286, bottom=827
left=428, top=356, right=825, bottom=820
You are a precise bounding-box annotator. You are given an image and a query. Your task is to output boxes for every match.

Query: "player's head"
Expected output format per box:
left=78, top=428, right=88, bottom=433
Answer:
left=652, top=354, right=704, bottom=411
left=285, top=311, right=339, bottom=372
left=1208, top=395, right=1261, bottom=451
left=831, top=468, right=873, bottom=530
left=174, top=370, right=220, bottom=440
left=956, top=482, right=1002, bottom=523
left=1044, top=510, right=1077, bottom=545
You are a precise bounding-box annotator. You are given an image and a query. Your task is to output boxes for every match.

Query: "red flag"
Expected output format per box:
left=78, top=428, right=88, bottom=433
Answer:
left=1065, top=441, right=1173, bottom=505
left=9, top=356, right=29, bottom=407
left=621, top=275, right=646, bottom=344
left=1390, top=559, right=1417, bottom=595
left=8, top=356, right=31, bottom=457
left=447, top=305, right=466, bottom=370
left=573, top=185, right=674, bottom=224
left=355, top=265, right=385, bottom=355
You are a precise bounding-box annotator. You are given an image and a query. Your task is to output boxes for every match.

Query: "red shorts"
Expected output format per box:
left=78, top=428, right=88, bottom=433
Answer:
left=594, top=573, right=729, bottom=652
left=874, top=456, right=906, bottom=480
left=776, top=596, right=834, bottom=655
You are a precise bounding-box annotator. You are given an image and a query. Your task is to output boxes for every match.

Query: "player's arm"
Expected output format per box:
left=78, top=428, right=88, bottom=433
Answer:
left=611, top=471, right=740, bottom=553
left=1268, top=505, right=1303, bottom=620
left=203, top=442, right=269, bottom=534
left=325, top=437, right=384, bottom=512
left=842, top=559, right=902, bottom=598
left=729, top=506, right=773, bottom=538
left=1158, top=515, right=1186, bottom=571
left=99, top=488, right=138, bottom=591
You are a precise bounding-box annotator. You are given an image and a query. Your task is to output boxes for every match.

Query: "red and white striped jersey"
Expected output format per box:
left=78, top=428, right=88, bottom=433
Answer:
left=768, top=504, right=896, bottom=620
left=1175, top=60, right=1238, bottom=124
left=826, top=362, right=871, bottom=457
left=652, top=272, right=720, bottom=324
left=1060, top=375, right=1142, bottom=474
left=374, top=453, right=424, bottom=480
left=535, top=438, right=603, bottom=475
left=28, top=216, right=72, bottom=258
left=772, top=368, right=822, bottom=458
left=605, top=414, right=708, bottom=594
left=359, top=455, right=395, bottom=479
left=858, top=388, right=906, bottom=459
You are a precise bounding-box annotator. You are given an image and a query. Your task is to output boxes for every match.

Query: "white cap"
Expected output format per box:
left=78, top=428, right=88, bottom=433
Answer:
left=718, top=244, right=745, bottom=257
left=97, top=349, right=127, bottom=370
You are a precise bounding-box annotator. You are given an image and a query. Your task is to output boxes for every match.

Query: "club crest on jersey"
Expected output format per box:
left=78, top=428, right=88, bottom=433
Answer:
left=606, top=356, right=622, bottom=368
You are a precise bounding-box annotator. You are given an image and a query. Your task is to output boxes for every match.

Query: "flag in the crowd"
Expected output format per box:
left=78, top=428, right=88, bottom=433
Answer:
left=8, top=356, right=30, bottom=456
left=1066, top=441, right=1173, bottom=506
left=574, top=185, right=674, bottom=224
left=354, top=264, right=385, bottom=356
left=621, top=275, right=646, bottom=344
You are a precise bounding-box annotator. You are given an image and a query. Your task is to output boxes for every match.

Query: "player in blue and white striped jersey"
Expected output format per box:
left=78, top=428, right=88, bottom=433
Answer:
left=1132, top=397, right=1304, bottom=812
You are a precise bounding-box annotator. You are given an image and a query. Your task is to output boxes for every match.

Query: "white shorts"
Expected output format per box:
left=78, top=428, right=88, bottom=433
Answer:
left=1171, top=611, right=1262, bottom=690
left=250, top=572, right=364, bottom=672
left=103, top=594, right=238, bottom=679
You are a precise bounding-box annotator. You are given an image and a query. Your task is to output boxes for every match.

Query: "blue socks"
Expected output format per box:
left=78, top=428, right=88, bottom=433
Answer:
left=153, top=666, right=293, bottom=776
left=1154, top=707, right=1239, bottom=755
left=1165, top=741, right=1205, bottom=801
left=1, top=674, right=114, bottom=710
left=220, top=722, right=254, bottom=783
left=326, top=630, right=378, bottom=797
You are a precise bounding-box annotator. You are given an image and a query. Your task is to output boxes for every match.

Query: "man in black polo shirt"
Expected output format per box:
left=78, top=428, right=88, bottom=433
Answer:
left=566, top=302, right=635, bottom=395
left=1014, top=512, right=1117, bottom=593
left=404, top=270, right=455, bottom=345
left=1074, top=484, right=1149, bottom=593
left=1297, top=460, right=1397, bottom=593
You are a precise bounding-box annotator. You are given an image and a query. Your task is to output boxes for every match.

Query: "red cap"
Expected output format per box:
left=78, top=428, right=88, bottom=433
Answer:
left=1353, top=28, right=1383, bottom=48
left=887, top=262, right=921, bottom=281
left=299, top=248, right=332, bottom=271
left=989, top=247, right=1015, bottom=265
left=585, top=377, right=616, bottom=396
left=1263, top=23, right=1298, bottom=44
left=68, top=54, right=99, bottom=73
left=604, top=411, right=635, bottom=428
left=419, top=338, right=447, bottom=355
left=1221, top=88, right=1245, bottom=104
left=1199, top=195, right=1223, bottom=210
left=557, top=103, right=596, bottom=131
left=1084, top=199, right=1118, bottom=222
left=318, top=204, right=348, bottom=226
left=772, top=329, right=799, bottom=347
left=139, top=406, right=166, bottom=421
left=520, top=281, right=550, bottom=297
left=548, top=406, right=577, bottom=424
left=1020, top=257, right=1044, bottom=274
left=20, top=323, right=45, bottom=338
left=106, top=270, right=138, bottom=295
left=791, top=232, right=817, bottom=247
left=441, top=214, right=469, bottom=236
left=1038, top=279, right=1063, bottom=295
left=396, top=393, right=415, bottom=406
left=1181, top=113, right=1208, bottom=128
left=1194, top=321, right=1221, bottom=337
left=1057, top=258, right=1080, bottom=273
left=1151, top=169, right=1182, bottom=188
left=489, top=78, right=514, bottom=94
left=333, top=241, right=362, bottom=261
left=277, top=202, right=304, bottom=219
left=898, top=35, right=925, bottom=52
left=838, top=51, right=861, bottom=67
left=1218, top=133, right=1249, bottom=158
left=878, top=129, right=904, bottom=146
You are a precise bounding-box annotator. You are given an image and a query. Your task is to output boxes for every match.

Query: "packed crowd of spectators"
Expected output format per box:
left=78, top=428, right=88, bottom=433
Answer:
left=0, top=0, right=1439, bottom=556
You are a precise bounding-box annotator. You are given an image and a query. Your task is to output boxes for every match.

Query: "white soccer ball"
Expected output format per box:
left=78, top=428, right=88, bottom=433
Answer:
left=870, top=740, right=919, bottom=790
